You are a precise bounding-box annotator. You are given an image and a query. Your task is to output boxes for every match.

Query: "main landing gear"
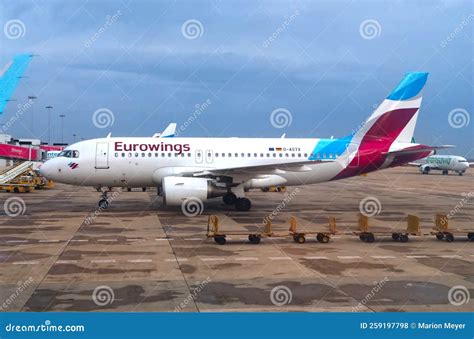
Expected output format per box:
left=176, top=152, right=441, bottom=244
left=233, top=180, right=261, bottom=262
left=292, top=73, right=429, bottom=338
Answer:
left=222, top=192, right=252, bottom=211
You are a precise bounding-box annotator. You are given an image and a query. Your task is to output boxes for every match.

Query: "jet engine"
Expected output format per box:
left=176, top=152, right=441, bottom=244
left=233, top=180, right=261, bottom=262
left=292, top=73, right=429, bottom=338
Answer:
left=161, top=176, right=227, bottom=206
left=420, top=164, right=431, bottom=174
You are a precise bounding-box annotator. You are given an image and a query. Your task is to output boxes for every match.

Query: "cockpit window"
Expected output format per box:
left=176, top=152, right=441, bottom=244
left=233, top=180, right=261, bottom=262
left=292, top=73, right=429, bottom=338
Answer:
left=58, top=150, right=79, bottom=158
left=459, top=160, right=468, bottom=163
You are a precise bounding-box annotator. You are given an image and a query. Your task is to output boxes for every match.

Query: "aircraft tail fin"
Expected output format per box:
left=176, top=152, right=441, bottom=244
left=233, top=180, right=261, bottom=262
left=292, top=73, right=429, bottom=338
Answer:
left=353, top=72, right=428, bottom=146
left=0, top=54, right=33, bottom=114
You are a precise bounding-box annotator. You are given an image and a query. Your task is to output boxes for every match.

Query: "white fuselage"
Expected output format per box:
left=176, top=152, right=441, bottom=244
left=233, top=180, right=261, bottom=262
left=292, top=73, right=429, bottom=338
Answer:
left=39, top=137, right=359, bottom=188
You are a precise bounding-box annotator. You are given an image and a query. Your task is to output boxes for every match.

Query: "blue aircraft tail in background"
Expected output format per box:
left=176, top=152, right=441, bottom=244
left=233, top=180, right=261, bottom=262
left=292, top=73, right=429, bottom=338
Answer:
left=0, top=53, right=33, bottom=114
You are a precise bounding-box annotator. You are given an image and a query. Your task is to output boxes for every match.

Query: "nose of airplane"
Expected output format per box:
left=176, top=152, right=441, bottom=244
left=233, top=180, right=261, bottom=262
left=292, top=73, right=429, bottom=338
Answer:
left=38, top=161, right=52, bottom=179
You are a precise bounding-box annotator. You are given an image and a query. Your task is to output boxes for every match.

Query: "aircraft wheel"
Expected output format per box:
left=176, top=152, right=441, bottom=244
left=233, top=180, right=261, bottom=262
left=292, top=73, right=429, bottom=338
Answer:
left=235, top=198, right=251, bottom=211
left=392, top=233, right=401, bottom=241
left=399, top=234, right=409, bottom=243
left=223, top=192, right=237, bottom=205
left=98, top=199, right=109, bottom=209
left=445, top=233, right=454, bottom=242
left=214, top=236, right=226, bottom=245
left=435, top=232, right=444, bottom=240
left=458, top=172, right=463, bottom=176
left=442, top=170, right=448, bottom=175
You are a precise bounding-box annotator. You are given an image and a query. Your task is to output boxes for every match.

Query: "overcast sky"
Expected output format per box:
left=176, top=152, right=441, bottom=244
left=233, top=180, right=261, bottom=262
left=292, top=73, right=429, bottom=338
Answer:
left=0, top=0, right=472, bottom=156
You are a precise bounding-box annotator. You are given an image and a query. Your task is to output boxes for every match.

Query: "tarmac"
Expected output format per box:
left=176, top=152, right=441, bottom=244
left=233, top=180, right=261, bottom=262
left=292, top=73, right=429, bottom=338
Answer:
left=0, top=166, right=472, bottom=312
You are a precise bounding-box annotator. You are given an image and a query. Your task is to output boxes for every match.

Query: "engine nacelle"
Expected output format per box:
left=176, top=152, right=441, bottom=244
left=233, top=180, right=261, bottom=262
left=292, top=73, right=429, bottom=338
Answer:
left=420, top=164, right=431, bottom=174
left=162, top=176, right=226, bottom=206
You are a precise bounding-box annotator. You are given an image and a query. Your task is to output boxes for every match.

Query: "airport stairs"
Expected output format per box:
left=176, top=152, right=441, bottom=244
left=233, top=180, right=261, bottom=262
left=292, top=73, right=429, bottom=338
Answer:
left=0, top=161, right=35, bottom=184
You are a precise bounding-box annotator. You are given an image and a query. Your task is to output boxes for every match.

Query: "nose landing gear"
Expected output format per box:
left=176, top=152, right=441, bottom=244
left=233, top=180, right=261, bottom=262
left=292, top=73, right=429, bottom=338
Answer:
left=98, top=187, right=113, bottom=209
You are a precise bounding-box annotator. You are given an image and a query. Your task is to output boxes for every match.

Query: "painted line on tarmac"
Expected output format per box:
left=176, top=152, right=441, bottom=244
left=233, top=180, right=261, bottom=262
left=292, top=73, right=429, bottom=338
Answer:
left=71, top=239, right=88, bottom=242
left=201, top=257, right=225, bottom=262
left=13, top=261, right=39, bottom=265
left=338, top=256, right=362, bottom=259
left=7, top=240, right=28, bottom=243
left=405, top=255, right=428, bottom=258
left=371, top=255, right=397, bottom=259
left=303, top=256, right=329, bottom=260
left=39, top=239, right=61, bottom=243
left=56, top=260, right=78, bottom=264
left=91, top=259, right=116, bottom=263
left=235, top=257, right=259, bottom=261
left=439, top=255, right=462, bottom=259
left=128, top=259, right=153, bottom=263
left=156, top=238, right=173, bottom=241
left=97, top=239, right=118, bottom=242
left=269, top=257, right=292, bottom=261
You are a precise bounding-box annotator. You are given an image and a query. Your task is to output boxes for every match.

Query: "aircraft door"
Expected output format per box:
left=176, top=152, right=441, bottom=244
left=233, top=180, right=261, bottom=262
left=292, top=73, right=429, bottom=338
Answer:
left=346, top=142, right=359, bottom=168
left=95, top=142, right=109, bottom=169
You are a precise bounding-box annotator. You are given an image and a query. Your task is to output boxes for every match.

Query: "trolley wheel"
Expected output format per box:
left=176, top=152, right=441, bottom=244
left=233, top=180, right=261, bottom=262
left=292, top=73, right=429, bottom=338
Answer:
left=468, top=233, right=474, bottom=241
left=13, top=187, right=19, bottom=193
left=296, top=234, right=305, bottom=244
left=445, top=233, right=454, bottom=242
left=392, top=233, right=401, bottom=241
left=292, top=234, right=298, bottom=242
left=359, top=234, right=367, bottom=242
left=214, top=236, right=226, bottom=245
left=320, top=234, right=330, bottom=243
left=365, top=233, right=375, bottom=243
left=127, top=188, right=132, bottom=192
left=399, top=234, right=409, bottom=243
left=249, top=235, right=261, bottom=244
left=316, top=233, right=323, bottom=242
left=435, top=232, right=444, bottom=241
left=142, top=187, right=147, bottom=192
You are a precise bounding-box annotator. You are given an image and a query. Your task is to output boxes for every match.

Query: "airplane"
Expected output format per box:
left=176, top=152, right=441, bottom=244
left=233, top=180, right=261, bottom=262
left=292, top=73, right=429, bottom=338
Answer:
left=413, top=155, right=470, bottom=175
left=0, top=53, right=33, bottom=114
left=39, top=72, right=450, bottom=212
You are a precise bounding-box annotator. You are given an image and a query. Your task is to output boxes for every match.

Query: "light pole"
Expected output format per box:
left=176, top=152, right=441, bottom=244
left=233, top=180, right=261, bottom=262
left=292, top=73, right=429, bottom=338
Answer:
left=45, top=105, right=53, bottom=144
left=27, top=96, right=37, bottom=137
left=73, top=134, right=77, bottom=143
left=59, top=114, right=66, bottom=143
